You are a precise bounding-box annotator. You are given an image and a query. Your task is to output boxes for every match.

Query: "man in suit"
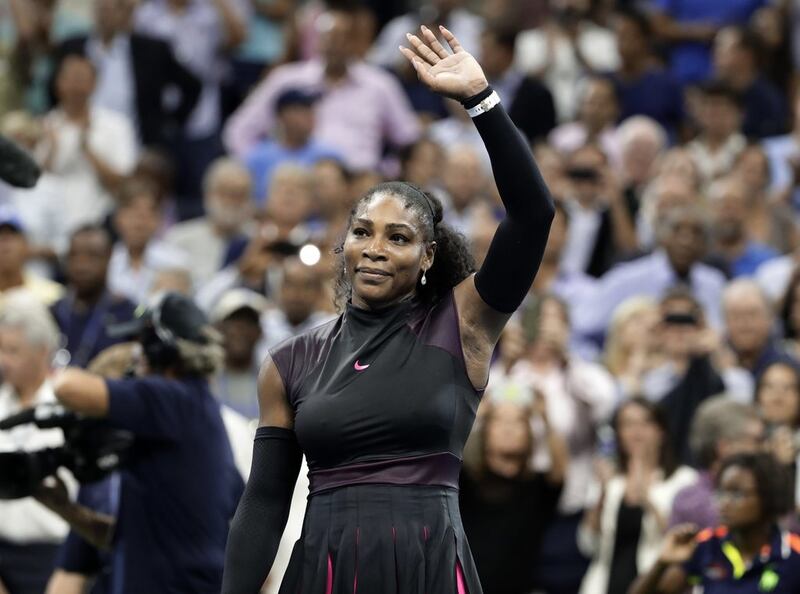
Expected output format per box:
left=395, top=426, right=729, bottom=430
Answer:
left=55, top=0, right=201, bottom=150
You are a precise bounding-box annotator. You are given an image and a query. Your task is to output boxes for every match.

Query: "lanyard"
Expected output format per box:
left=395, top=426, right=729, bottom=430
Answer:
left=55, top=291, right=113, bottom=368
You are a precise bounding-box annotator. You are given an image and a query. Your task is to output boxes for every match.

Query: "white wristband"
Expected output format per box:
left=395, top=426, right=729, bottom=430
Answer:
left=465, top=91, right=501, bottom=118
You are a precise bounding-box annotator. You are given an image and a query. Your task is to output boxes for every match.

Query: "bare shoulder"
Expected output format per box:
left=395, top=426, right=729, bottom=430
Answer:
left=257, top=356, right=294, bottom=429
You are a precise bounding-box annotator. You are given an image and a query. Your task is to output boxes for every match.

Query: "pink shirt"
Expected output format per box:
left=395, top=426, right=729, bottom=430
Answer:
left=223, top=59, right=420, bottom=172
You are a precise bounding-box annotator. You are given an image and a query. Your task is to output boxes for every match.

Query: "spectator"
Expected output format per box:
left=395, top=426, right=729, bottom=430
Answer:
left=578, top=398, right=697, bottom=594
left=108, top=178, right=187, bottom=304
left=670, top=397, right=764, bottom=530
left=609, top=8, right=684, bottom=137
left=224, top=5, right=419, bottom=173
left=549, top=76, right=621, bottom=164
left=712, top=26, right=788, bottom=138
left=734, top=144, right=795, bottom=254
left=635, top=171, right=699, bottom=250
left=460, top=396, right=566, bottom=594
left=724, top=279, right=797, bottom=378
left=631, top=452, right=797, bottom=594
left=37, top=54, right=137, bottom=250
left=515, top=0, right=619, bottom=122
left=478, top=24, right=556, bottom=143
left=641, top=288, right=753, bottom=461
left=210, top=288, right=268, bottom=420
left=0, top=300, right=75, bottom=594
left=750, top=4, right=793, bottom=96
left=756, top=363, right=800, bottom=493
left=262, top=164, right=316, bottom=236
left=602, top=296, right=661, bottom=399
left=764, top=91, right=800, bottom=209
left=780, top=271, right=800, bottom=360
left=578, top=205, right=727, bottom=338
left=686, top=81, right=747, bottom=186
left=616, top=116, right=668, bottom=222
left=164, top=158, right=253, bottom=288
left=258, top=256, right=335, bottom=356
left=0, top=208, right=63, bottom=308
left=134, top=0, right=246, bottom=220
left=368, top=0, right=483, bottom=70
left=649, top=0, right=767, bottom=85
left=559, top=144, right=637, bottom=279
left=56, top=0, right=202, bottom=150
left=706, top=176, right=779, bottom=277
left=243, top=89, right=340, bottom=204
left=490, top=295, right=617, bottom=594
left=437, top=144, right=490, bottom=234
left=51, top=225, right=136, bottom=369
left=399, top=138, right=444, bottom=193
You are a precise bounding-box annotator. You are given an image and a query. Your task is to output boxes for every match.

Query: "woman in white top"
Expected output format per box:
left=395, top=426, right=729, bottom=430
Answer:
left=579, top=397, right=697, bottom=594
left=37, top=54, right=136, bottom=254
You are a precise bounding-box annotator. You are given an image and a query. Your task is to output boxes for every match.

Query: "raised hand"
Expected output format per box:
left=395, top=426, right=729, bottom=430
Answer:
left=659, top=524, right=699, bottom=565
left=399, top=25, right=488, bottom=101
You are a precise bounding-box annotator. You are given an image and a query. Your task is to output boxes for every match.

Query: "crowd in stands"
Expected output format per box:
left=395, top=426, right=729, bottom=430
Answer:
left=4, top=0, right=800, bottom=593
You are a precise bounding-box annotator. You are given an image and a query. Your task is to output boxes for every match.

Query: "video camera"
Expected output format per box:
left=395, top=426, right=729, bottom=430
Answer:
left=0, top=403, right=133, bottom=500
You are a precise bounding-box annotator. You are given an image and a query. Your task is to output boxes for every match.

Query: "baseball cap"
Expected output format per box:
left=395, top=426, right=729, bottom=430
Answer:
left=109, top=292, right=211, bottom=345
left=275, top=88, right=320, bottom=113
left=210, top=289, right=268, bottom=324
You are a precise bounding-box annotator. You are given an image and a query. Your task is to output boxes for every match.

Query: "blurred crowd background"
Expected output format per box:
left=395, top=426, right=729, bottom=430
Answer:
left=4, top=0, right=800, bottom=593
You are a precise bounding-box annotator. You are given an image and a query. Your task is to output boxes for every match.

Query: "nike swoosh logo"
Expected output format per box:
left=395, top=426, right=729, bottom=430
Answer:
left=354, top=360, right=370, bottom=371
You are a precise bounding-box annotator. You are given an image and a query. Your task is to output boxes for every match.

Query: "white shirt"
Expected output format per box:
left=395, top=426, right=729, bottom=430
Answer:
left=257, top=307, right=336, bottom=362
left=561, top=200, right=603, bottom=275
left=87, top=34, right=138, bottom=140
left=108, top=240, right=189, bottom=304
left=687, top=133, right=747, bottom=186
left=164, top=218, right=230, bottom=288
left=37, top=107, right=137, bottom=244
left=515, top=23, right=619, bottom=122
left=0, top=380, right=73, bottom=544
left=755, top=254, right=795, bottom=303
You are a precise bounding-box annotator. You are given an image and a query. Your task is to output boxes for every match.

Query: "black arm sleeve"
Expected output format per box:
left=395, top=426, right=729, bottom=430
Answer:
left=468, top=87, right=556, bottom=313
left=222, top=426, right=302, bottom=594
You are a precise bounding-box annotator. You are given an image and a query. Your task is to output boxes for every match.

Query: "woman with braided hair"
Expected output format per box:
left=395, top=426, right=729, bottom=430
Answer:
left=222, top=25, right=555, bottom=594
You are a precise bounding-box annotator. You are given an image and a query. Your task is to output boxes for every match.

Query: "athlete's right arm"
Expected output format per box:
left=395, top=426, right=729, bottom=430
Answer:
left=222, top=357, right=302, bottom=594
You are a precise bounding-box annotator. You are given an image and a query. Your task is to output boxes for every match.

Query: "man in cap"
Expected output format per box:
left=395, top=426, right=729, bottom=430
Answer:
left=0, top=207, right=63, bottom=309
left=45, top=292, right=244, bottom=594
left=243, top=88, right=341, bottom=205
left=211, top=288, right=269, bottom=419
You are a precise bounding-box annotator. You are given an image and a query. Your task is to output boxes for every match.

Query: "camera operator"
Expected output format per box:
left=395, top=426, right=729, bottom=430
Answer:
left=45, top=292, right=244, bottom=593
left=0, top=297, right=76, bottom=594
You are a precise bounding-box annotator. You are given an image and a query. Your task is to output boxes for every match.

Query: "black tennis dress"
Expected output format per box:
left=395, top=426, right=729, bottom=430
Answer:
left=269, top=289, right=483, bottom=594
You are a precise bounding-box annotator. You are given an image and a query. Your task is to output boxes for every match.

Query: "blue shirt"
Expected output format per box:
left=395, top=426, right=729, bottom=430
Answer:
left=51, top=292, right=137, bottom=369
left=611, top=68, right=684, bottom=137
left=684, top=526, right=800, bottom=593
left=652, top=0, right=767, bottom=83
left=730, top=242, right=779, bottom=278
left=244, top=139, right=341, bottom=205
left=104, top=376, right=244, bottom=594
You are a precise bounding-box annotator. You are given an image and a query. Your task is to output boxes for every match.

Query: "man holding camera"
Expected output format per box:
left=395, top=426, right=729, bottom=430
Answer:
left=45, top=292, right=244, bottom=593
